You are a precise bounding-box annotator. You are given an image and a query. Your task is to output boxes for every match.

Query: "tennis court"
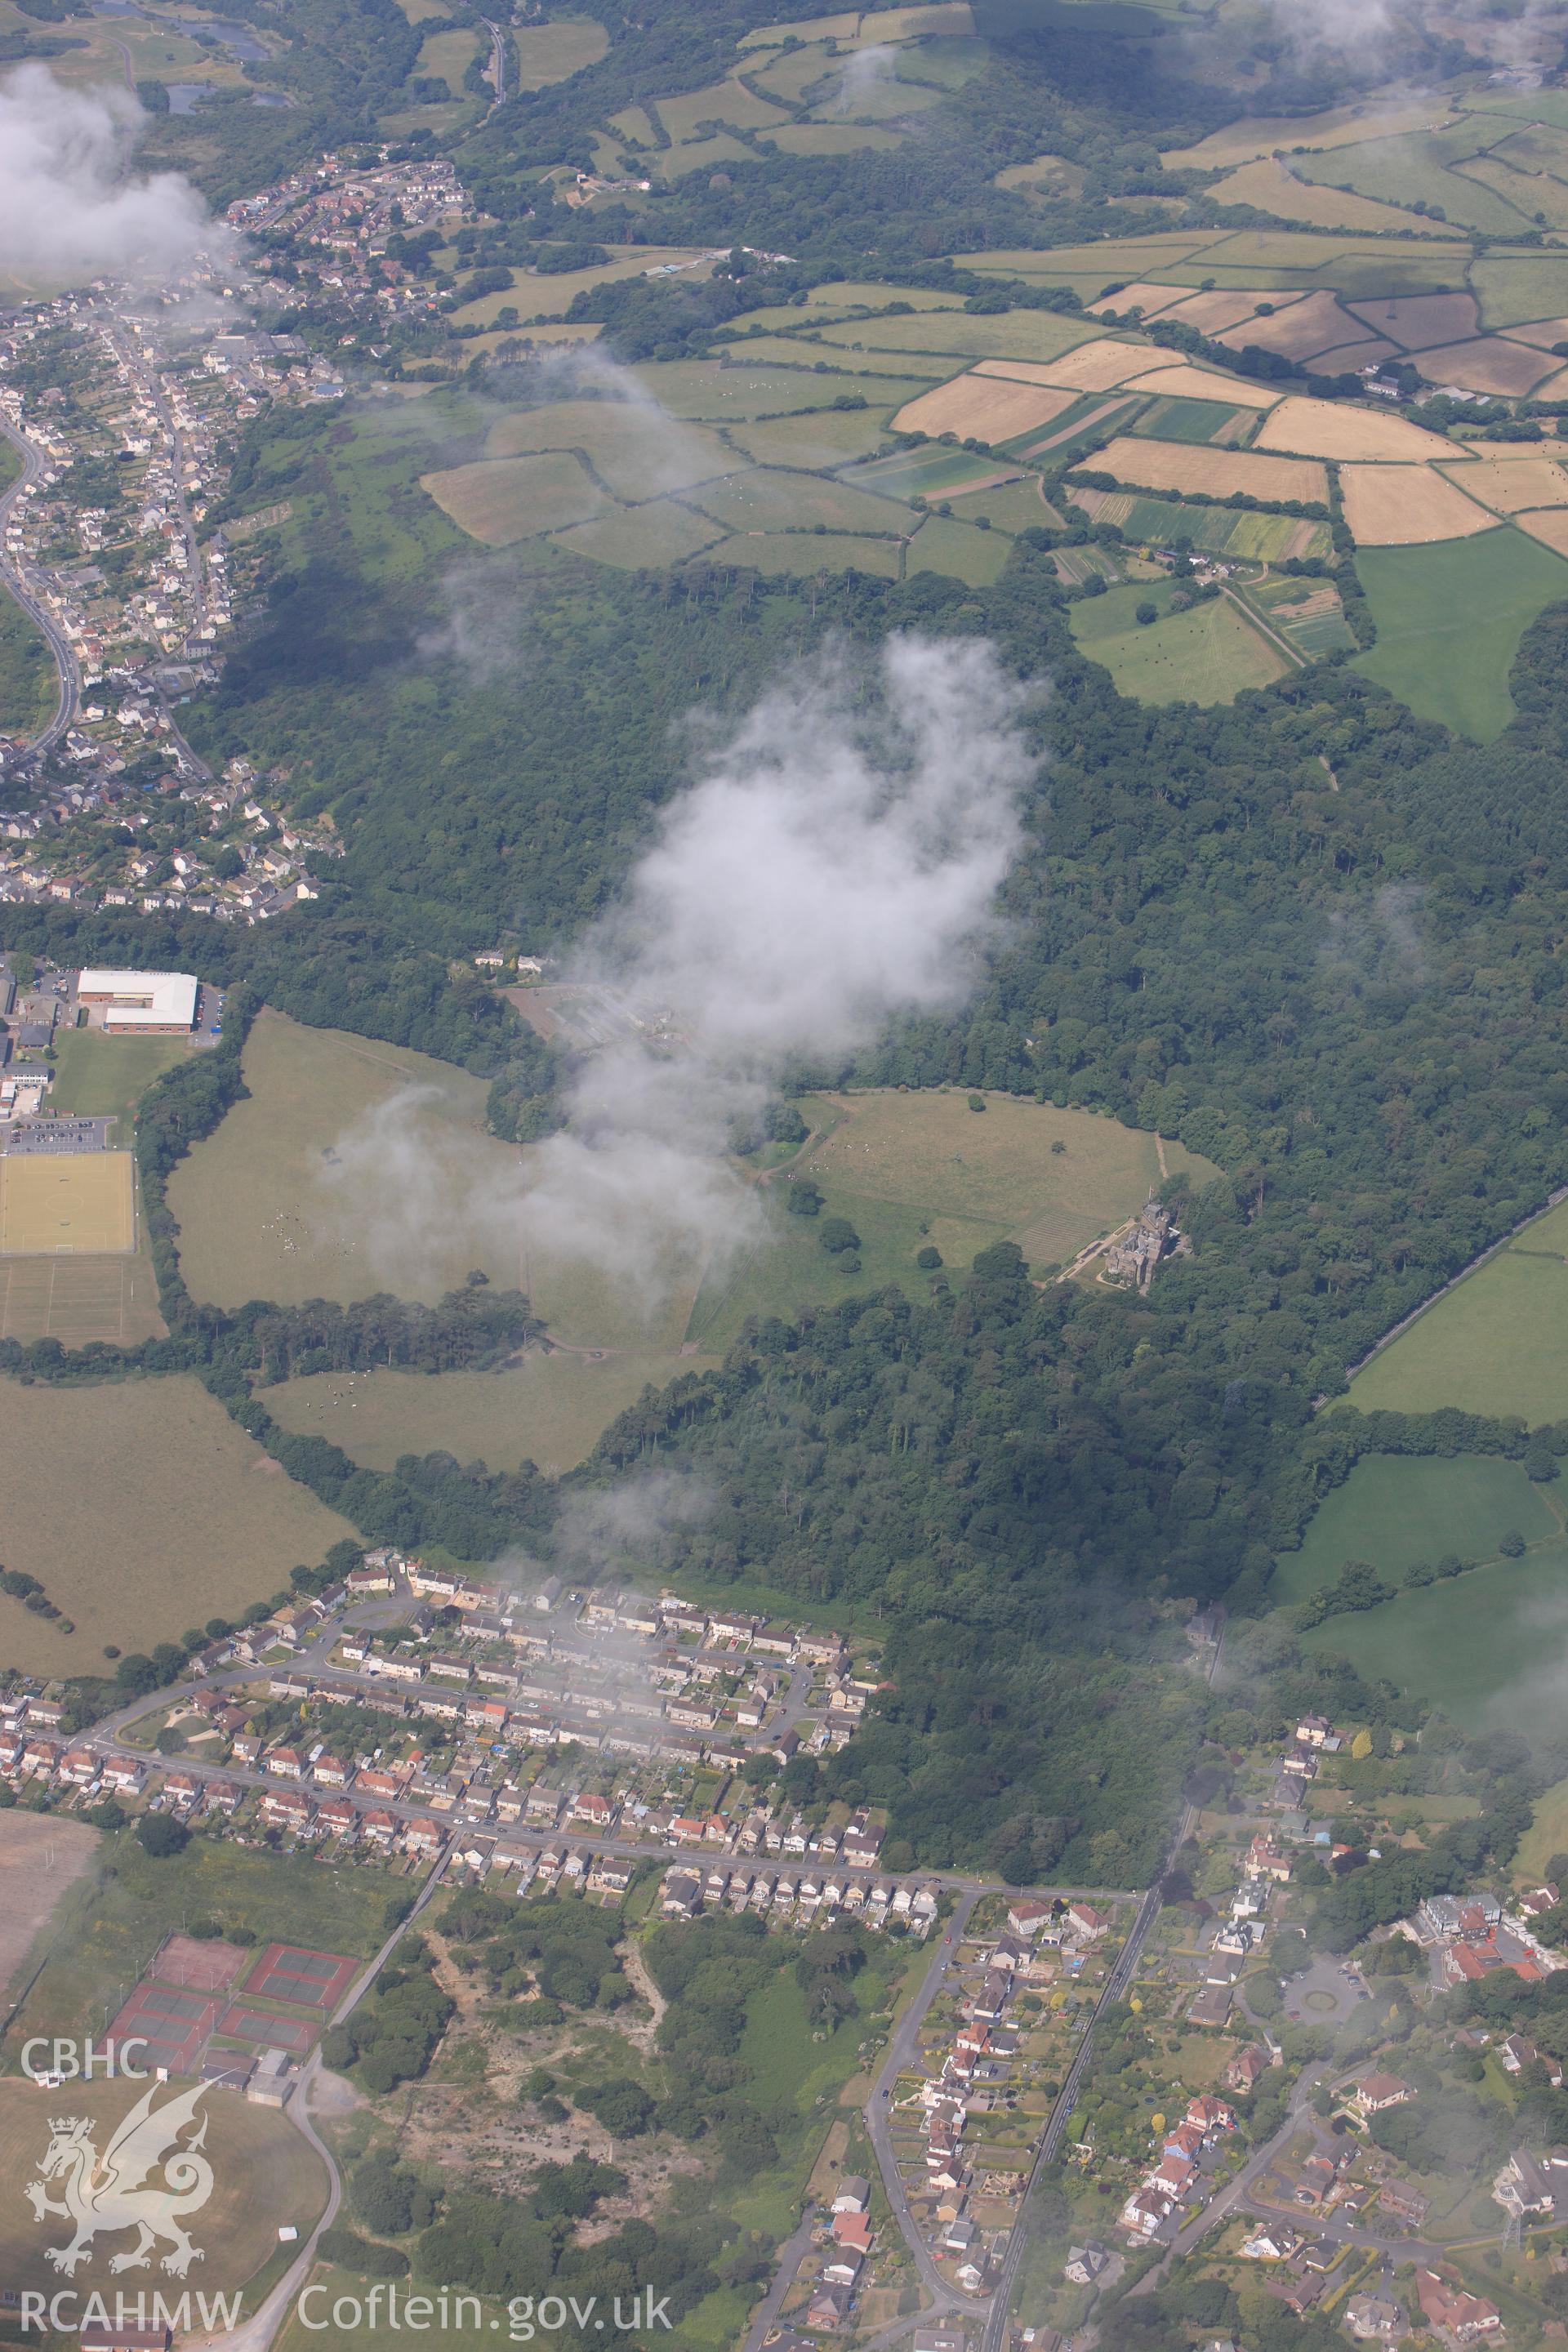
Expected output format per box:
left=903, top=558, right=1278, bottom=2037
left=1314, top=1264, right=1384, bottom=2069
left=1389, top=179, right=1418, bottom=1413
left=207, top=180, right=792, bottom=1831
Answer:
left=242, top=1943, right=358, bottom=2013
left=0, top=1152, right=134, bottom=1254
left=216, top=2003, right=318, bottom=2054
left=101, top=1982, right=221, bottom=2076
left=149, top=1933, right=252, bottom=1994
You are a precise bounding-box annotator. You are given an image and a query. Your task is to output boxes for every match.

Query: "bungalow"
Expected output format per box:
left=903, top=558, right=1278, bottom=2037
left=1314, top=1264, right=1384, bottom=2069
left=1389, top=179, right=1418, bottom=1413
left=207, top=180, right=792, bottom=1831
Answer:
left=830, top=2211, right=873, bottom=2256
left=1414, top=2269, right=1501, bottom=2343
left=1494, top=2149, right=1558, bottom=2220
left=355, top=1766, right=404, bottom=1801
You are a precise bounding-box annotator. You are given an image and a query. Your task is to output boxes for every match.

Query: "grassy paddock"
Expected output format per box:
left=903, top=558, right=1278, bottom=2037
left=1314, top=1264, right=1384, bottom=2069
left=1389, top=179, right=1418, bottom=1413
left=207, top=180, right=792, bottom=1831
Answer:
left=0, top=1372, right=356, bottom=1674
left=168, top=1009, right=527, bottom=1308
left=265, top=1352, right=720, bottom=1477
left=1068, top=580, right=1288, bottom=705
left=1272, top=1454, right=1559, bottom=1606
left=1303, top=1545, right=1568, bottom=1733
left=1353, top=525, right=1568, bottom=741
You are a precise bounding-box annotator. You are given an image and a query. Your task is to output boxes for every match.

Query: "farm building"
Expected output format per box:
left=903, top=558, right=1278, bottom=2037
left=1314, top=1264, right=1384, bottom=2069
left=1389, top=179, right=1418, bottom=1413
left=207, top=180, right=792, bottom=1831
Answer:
left=77, top=968, right=198, bottom=1035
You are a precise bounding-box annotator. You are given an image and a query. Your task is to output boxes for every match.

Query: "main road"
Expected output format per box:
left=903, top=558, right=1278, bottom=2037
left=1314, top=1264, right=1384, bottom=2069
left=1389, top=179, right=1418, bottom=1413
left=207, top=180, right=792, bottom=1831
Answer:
left=0, top=412, right=81, bottom=758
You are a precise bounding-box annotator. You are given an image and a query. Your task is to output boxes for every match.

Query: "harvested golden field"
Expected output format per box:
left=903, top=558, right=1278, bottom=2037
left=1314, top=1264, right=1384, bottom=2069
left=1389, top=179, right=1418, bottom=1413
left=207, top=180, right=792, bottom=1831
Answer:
left=1255, top=396, right=1454, bottom=461
left=1092, top=436, right=1327, bottom=502
left=1086, top=280, right=1188, bottom=317
left=893, top=372, right=1076, bottom=439
left=1311, top=336, right=1401, bottom=370
left=1209, top=158, right=1434, bottom=234
left=1027, top=339, right=1174, bottom=392
left=1348, top=290, right=1480, bottom=349
left=421, top=452, right=604, bottom=543
left=1414, top=337, right=1558, bottom=396
left=1123, top=362, right=1283, bottom=408
left=0, top=1373, right=356, bottom=1674
left=1514, top=507, right=1568, bottom=555
left=1501, top=316, right=1568, bottom=350
left=1340, top=464, right=1499, bottom=545
left=1156, top=284, right=1302, bottom=335
left=1218, top=287, right=1365, bottom=359
left=1437, top=454, right=1568, bottom=514
left=0, top=1816, right=96, bottom=2006
left=1160, top=97, right=1453, bottom=172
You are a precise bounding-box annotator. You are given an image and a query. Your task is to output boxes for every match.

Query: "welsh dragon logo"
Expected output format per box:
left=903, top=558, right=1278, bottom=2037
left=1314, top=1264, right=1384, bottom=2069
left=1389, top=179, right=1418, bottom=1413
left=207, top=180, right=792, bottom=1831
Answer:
left=24, top=2082, right=216, bottom=2276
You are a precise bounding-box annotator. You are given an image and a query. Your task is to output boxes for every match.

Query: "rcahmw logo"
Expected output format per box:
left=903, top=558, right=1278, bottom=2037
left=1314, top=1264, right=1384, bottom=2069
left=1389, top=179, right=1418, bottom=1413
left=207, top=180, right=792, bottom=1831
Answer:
left=24, top=2082, right=216, bottom=2277
left=20, top=2293, right=243, bottom=2337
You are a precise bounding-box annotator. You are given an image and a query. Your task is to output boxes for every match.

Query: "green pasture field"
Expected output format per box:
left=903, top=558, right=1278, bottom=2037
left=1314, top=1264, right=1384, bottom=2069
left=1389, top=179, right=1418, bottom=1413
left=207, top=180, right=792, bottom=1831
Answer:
left=849, top=444, right=1017, bottom=499
left=657, top=73, right=793, bottom=141
left=484, top=399, right=735, bottom=497
left=688, top=466, right=915, bottom=533
left=1271, top=1454, right=1559, bottom=1606
left=747, top=38, right=842, bottom=100
left=1351, top=1205, right=1568, bottom=1422
left=1250, top=574, right=1355, bottom=654
left=1004, top=391, right=1148, bottom=462
left=1294, top=129, right=1530, bottom=234
left=1068, top=579, right=1288, bottom=705
left=1516, top=1776, right=1568, bottom=1882
left=0, top=1371, right=355, bottom=1675
left=0, top=580, right=55, bottom=741
left=168, top=1009, right=528, bottom=1307
left=808, top=310, right=1099, bottom=363
left=809, top=68, right=944, bottom=121
left=739, top=333, right=949, bottom=376
left=769, top=121, right=906, bottom=154
left=725, top=407, right=893, bottom=467
left=452, top=247, right=710, bottom=328
left=48, top=1027, right=190, bottom=1130
left=511, top=15, right=608, bottom=84
left=1353, top=526, right=1568, bottom=742
left=5, top=1832, right=398, bottom=2065
left=697, top=531, right=903, bottom=576
left=415, top=23, right=478, bottom=92
left=657, top=132, right=755, bottom=178
left=906, top=513, right=1011, bottom=583
left=1472, top=252, right=1568, bottom=327
left=631, top=358, right=938, bottom=419
left=0, top=2075, right=327, bottom=2300
left=804, top=280, right=967, bottom=310
left=552, top=500, right=726, bottom=567
left=1302, top=1546, right=1568, bottom=1733
left=265, top=1350, right=720, bottom=1477
left=1459, top=154, right=1568, bottom=232
left=1129, top=396, right=1247, bottom=443
left=948, top=477, right=1060, bottom=531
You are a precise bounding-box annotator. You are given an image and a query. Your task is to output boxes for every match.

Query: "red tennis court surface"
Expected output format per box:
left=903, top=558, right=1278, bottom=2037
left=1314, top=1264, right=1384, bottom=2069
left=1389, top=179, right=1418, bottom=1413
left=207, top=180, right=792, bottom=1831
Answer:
left=242, top=1943, right=358, bottom=2012
left=102, top=1982, right=221, bottom=2076
left=149, top=1934, right=252, bottom=1993
left=216, top=2003, right=318, bottom=2054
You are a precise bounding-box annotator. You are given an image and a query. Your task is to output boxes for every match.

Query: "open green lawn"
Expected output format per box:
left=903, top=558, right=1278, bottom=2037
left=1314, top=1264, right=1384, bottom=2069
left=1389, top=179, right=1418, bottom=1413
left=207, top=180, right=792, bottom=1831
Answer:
left=1516, top=1775, right=1568, bottom=1882
left=0, top=1370, right=356, bottom=1675
left=1353, top=526, right=1568, bottom=742
left=1295, top=127, right=1534, bottom=234
left=1351, top=1203, right=1568, bottom=1421
left=1272, top=1453, right=1560, bottom=1606
left=0, top=580, right=54, bottom=742
left=906, top=514, right=1012, bottom=584
left=1303, top=1544, right=1568, bottom=1733
left=265, top=1351, right=719, bottom=1478
left=1068, top=579, right=1289, bottom=705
